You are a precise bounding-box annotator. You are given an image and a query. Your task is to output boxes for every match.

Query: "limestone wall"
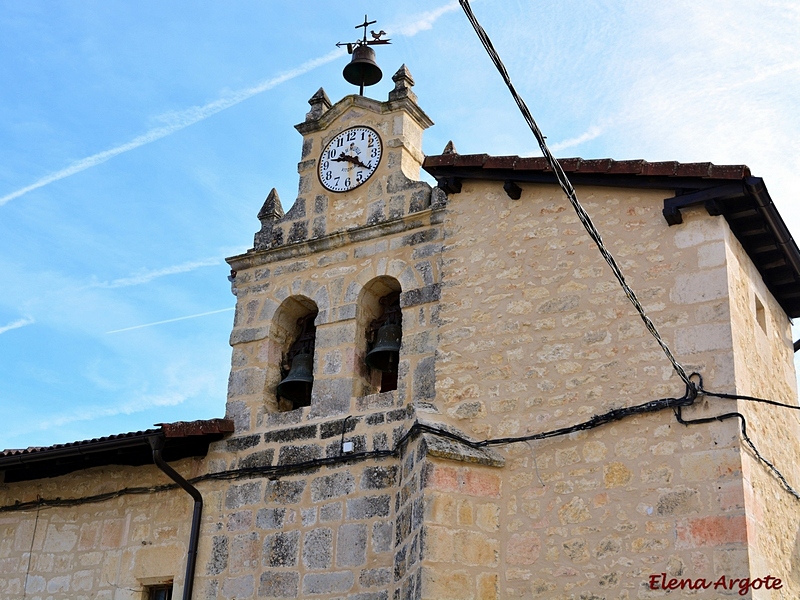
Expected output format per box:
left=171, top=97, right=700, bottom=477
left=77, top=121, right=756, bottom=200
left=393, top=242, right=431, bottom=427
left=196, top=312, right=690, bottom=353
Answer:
left=0, top=461, right=197, bottom=599
left=423, top=181, right=789, bottom=598
left=725, top=221, right=800, bottom=592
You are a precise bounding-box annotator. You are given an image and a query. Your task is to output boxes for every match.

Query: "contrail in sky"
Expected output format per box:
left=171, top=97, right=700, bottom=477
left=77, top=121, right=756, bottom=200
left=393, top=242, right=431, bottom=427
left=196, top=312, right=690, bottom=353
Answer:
left=92, top=257, right=223, bottom=288
left=0, top=2, right=462, bottom=208
left=0, top=49, right=344, bottom=207
left=106, top=307, right=235, bottom=334
left=0, top=317, right=34, bottom=335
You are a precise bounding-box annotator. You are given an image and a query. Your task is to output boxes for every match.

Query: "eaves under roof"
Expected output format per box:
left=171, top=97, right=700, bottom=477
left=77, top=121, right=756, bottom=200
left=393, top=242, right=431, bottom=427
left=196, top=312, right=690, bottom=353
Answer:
left=0, top=418, right=233, bottom=483
left=423, top=153, right=800, bottom=318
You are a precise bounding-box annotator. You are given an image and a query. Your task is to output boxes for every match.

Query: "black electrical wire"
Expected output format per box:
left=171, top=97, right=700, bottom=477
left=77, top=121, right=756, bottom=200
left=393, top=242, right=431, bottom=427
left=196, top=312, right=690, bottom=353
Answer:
left=0, top=384, right=695, bottom=512
left=700, top=387, right=800, bottom=410
left=457, top=0, right=692, bottom=388
left=3, top=380, right=799, bottom=511
left=673, top=405, right=800, bottom=501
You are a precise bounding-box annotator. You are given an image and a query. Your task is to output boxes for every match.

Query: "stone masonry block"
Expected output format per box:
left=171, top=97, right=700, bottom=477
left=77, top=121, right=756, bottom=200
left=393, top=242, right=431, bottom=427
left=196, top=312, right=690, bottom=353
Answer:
left=413, top=356, right=436, bottom=401
left=673, top=216, right=724, bottom=248
left=320, top=417, right=358, bottom=439
left=231, top=532, right=260, bottom=572
left=223, top=575, right=255, bottom=599
left=264, top=425, right=318, bottom=444
left=264, top=479, right=306, bottom=504
left=347, top=495, right=391, bottom=520
left=239, top=449, right=275, bottom=469
left=337, top=523, right=368, bottom=567
left=303, top=528, right=333, bottom=569
left=360, top=568, right=392, bottom=588
left=672, top=268, right=728, bottom=304
left=263, top=530, right=300, bottom=568
left=320, top=502, right=343, bottom=522
left=361, top=465, right=399, bottom=490
left=207, top=535, right=228, bottom=575
left=372, top=521, right=393, bottom=553
left=277, top=444, right=323, bottom=466
left=228, top=368, right=266, bottom=397
left=256, top=508, right=286, bottom=530
left=258, top=571, right=299, bottom=598
left=675, top=323, right=732, bottom=354
left=225, top=400, right=251, bottom=432
left=226, top=482, right=262, bottom=509
left=675, top=515, right=747, bottom=549
left=302, top=572, right=355, bottom=595
left=311, top=471, right=356, bottom=502
left=226, top=435, right=260, bottom=451
left=310, top=378, right=352, bottom=418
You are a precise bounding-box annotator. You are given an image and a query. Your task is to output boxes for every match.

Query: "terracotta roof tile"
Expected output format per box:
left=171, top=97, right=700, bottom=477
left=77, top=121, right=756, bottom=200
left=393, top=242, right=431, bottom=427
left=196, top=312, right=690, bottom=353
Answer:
left=1, top=418, right=233, bottom=457
left=422, top=153, right=750, bottom=182
left=483, top=155, right=518, bottom=169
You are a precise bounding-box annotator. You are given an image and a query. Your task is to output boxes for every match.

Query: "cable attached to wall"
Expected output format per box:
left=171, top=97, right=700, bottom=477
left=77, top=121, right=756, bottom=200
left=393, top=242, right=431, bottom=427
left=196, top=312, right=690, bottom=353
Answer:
left=2, top=381, right=798, bottom=511
left=21, top=499, right=40, bottom=600
left=457, top=0, right=691, bottom=388
left=4, top=377, right=788, bottom=510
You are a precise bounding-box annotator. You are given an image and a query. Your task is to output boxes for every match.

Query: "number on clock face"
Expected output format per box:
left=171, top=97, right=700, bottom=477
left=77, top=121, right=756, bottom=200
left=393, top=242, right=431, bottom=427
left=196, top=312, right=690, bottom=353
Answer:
left=318, top=126, right=382, bottom=192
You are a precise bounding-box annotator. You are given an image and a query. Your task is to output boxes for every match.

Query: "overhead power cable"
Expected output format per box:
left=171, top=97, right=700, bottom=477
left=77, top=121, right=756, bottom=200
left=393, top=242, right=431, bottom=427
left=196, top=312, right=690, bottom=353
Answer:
left=6, top=381, right=799, bottom=512
left=457, top=0, right=692, bottom=389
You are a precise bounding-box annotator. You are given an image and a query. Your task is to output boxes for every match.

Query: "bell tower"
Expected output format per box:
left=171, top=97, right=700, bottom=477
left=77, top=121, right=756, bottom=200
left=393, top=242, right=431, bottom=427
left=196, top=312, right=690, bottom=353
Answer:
left=215, top=24, right=453, bottom=592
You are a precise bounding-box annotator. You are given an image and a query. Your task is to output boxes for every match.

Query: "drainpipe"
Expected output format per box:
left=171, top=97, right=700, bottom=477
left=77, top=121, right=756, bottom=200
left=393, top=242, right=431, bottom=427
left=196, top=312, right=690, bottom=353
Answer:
left=149, top=435, right=202, bottom=600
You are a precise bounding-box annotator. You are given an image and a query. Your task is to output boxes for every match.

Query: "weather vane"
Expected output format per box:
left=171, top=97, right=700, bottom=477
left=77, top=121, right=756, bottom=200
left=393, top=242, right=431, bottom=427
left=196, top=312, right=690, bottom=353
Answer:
left=336, top=15, right=391, bottom=95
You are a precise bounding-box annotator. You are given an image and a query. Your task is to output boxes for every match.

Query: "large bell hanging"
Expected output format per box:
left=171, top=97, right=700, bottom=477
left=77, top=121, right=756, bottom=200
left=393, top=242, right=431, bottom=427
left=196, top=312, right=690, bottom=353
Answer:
left=277, top=352, right=314, bottom=408
left=343, top=44, right=382, bottom=89
left=365, top=322, right=402, bottom=372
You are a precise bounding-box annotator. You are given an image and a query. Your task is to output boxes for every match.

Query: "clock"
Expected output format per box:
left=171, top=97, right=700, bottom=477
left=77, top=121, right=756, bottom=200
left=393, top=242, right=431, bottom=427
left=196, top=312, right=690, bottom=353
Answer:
left=318, top=126, right=382, bottom=192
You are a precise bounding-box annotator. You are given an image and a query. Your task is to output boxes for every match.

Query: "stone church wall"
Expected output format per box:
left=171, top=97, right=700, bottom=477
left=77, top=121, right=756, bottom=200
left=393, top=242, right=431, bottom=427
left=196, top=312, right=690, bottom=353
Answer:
left=0, top=461, right=196, bottom=599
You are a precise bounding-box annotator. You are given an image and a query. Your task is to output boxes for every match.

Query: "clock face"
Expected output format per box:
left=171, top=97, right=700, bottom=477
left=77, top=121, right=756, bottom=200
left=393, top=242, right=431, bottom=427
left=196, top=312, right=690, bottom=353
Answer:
left=318, top=126, right=382, bottom=192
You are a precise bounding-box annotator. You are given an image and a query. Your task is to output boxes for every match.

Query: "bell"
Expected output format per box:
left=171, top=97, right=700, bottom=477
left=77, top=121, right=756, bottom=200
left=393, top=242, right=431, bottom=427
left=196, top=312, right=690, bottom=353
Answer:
left=343, top=45, right=382, bottom=90
left=365, top=322, right=402, bottom=372
left=277, top=352, right=314, bottom=408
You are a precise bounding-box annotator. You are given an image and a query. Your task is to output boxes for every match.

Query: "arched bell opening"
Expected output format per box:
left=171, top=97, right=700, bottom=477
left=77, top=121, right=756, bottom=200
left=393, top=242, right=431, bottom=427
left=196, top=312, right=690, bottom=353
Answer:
left=366, top=292, right=402, bottom=392
left=269, top=296, right=319, bottom=412
left=356, top=276, right=402, bottom=396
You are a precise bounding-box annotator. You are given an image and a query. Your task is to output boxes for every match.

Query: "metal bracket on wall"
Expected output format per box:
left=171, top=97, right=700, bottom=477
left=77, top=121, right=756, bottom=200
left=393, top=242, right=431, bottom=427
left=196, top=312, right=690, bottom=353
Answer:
left=662, top=183, right=743, bottom=226
left=503, top=180, right=522, bottom=200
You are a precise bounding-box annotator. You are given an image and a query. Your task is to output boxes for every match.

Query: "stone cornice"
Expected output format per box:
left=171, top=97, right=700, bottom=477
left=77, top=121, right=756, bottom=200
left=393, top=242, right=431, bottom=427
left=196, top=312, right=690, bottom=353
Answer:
left=227, top=206, right=446, bottom=271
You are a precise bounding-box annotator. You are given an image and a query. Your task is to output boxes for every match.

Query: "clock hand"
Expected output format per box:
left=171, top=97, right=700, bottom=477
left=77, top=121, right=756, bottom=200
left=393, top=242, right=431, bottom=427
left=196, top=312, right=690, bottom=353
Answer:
left=332, top=153, right=370, bottom=170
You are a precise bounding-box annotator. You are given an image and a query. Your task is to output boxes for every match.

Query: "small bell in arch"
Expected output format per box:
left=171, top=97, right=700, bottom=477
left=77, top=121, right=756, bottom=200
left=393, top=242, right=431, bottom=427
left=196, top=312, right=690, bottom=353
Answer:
left=365, top=321, right=402, bottom=372
left=277, top=313, right=317, bottom=410
left=365, top=292, right=402, bottom=396
left=277, top=352, right=314, bottom=409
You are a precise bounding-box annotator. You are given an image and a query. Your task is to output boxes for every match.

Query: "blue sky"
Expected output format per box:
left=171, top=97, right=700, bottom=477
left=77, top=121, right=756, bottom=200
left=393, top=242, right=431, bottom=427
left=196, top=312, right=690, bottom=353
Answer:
left=1, top=1, right=798, bottom=449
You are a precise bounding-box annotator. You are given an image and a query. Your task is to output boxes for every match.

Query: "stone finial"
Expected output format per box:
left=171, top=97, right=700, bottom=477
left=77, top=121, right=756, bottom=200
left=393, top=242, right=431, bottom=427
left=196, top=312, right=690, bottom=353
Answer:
left=388, top=64, right=417, bottom=102
left=305, top=88, right=332, bottom=122
left=443, top=140, right=458, bottom=155
left=258, top=188, right=284, bottom=223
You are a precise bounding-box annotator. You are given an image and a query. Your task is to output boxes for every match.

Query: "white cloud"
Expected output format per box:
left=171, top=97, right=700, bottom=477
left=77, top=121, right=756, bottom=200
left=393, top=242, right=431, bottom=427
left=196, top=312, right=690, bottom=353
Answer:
left=0, top=316, right=34, bottom=335
left=392, top=1, right=460, bottom=37
left=550, top=126, right=604, bottom=153
left=92, top=257, right=223, bottom=288
left=105, top=307, right=234, bottom=334
left=0, top=48, right=345, bottom=207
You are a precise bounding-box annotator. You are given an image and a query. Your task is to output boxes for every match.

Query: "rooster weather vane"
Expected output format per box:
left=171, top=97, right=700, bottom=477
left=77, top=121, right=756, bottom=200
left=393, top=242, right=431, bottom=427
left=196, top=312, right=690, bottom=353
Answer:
left=337, top=15, right=391, bottom=95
